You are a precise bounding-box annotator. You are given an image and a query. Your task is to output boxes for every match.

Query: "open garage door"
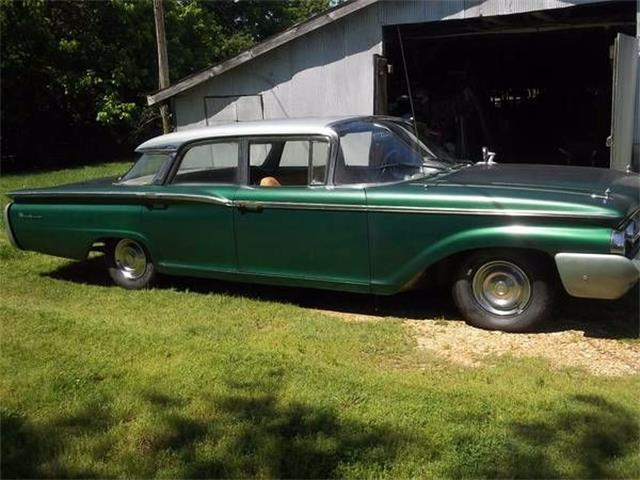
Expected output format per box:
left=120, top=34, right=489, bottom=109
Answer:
left=384, top=1, right=636, bottom=169
left=609, top=33, right=638, bottom=172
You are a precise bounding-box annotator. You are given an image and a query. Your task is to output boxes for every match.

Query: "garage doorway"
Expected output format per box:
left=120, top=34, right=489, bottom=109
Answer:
left=380, top=2, right=637, bottom=169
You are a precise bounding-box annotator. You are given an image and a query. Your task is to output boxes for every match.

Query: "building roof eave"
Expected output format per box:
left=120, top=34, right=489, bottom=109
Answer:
left=146, top=0, right=379, bottom=106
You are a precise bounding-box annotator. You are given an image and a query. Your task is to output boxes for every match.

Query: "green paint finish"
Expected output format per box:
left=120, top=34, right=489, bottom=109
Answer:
left=9, top=202, right=143, bottom=260
left=5, top=125, right=639, bottom=297
left=140, top=185, right=238, bottom=273
left=234, top=186, right=369, bottom=290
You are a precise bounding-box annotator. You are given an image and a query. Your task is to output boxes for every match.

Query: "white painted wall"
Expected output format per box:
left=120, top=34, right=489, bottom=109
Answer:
left=174, top=4, right=382, bottom=130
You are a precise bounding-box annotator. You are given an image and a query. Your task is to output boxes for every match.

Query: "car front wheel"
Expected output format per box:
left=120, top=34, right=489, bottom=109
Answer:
left=107, top=238, right=156, bottom=289
left=452, top=251, right=555, bottom=332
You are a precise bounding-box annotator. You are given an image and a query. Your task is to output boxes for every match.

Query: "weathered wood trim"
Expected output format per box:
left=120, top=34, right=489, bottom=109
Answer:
left=146, top=0, right=379, bottom=106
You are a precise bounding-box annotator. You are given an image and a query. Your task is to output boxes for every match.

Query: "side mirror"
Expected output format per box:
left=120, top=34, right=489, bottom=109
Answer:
left=482, top=146, right=497, bottom=164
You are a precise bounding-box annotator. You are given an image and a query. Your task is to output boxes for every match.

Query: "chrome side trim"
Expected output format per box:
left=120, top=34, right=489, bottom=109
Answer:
left=7, top=190, right=616, bottom=219
left=144, top=192, right=233, bottom=207
left=9, top=190, right=233, bottom=207
left=252, top=201, right=615, bottom=219
left=3, top=203, right=22, bottom=249
left=555, top=252, right=640, bottom=299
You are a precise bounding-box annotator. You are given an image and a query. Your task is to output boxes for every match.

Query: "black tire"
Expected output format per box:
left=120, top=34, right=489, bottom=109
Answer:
left=106, top=238, right=156, bottom=289
left=452, top=251, right=555, bottom=332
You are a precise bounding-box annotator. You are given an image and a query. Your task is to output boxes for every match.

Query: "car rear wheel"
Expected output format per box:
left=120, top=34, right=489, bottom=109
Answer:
left=107, top=238, right=156, bottom=289
left=452, top=251, right=555, bottom=332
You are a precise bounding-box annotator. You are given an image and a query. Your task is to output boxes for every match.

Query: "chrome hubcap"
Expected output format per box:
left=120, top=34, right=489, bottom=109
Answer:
left=114, top=239, right=147, bottom=280
left=471, top=260, right=531, bottom=316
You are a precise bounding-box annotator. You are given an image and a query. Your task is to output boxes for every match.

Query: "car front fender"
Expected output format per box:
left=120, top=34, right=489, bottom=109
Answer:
left=370, top=224, right=612, bottom=295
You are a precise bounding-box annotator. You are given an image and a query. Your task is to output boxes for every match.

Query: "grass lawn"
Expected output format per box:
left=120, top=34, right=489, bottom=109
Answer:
left=1, top=162, right=639, bottom=478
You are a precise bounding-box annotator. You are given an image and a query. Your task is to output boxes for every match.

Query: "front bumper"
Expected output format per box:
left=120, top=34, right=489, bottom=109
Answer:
left=555, top=251, right=640, bottom=299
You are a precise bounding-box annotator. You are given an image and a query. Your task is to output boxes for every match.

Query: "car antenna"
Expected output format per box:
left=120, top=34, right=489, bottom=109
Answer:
left=397, top=26, right=418, bottom=136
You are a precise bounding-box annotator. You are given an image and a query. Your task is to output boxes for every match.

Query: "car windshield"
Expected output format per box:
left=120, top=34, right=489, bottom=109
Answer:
left=334, top=119, right=459, bottom=185
left=118, top=152, right=173, bottom=185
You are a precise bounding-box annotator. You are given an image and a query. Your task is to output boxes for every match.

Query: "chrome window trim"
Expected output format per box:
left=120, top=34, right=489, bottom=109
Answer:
left=243, top=134, right=334, bottom=187
left=167, top=137, right=242, bottom=186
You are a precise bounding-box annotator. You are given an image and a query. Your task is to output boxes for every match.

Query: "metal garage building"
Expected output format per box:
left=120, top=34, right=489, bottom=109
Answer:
left=147, top=0, right=639, bottom=172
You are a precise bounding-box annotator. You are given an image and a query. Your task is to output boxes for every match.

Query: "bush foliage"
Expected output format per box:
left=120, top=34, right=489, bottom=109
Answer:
left=0, top=0, right=330, bottom=172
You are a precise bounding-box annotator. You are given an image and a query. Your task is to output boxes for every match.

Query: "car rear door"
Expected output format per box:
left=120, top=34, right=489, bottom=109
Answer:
left=233, top=136, right=370, bottom=292
left=140, top=139, right=239, bottom=275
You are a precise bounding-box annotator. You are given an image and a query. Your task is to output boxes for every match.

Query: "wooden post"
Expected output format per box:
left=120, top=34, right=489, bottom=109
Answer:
left=153, top=0, right=171, bottom=133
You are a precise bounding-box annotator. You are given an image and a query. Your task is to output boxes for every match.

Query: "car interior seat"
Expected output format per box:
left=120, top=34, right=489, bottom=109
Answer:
left=259, top=176, right=281, bottom=187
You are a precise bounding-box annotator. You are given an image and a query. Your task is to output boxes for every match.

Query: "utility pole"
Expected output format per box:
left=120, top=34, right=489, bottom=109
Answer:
left=153, top=0, right=171, bottom=133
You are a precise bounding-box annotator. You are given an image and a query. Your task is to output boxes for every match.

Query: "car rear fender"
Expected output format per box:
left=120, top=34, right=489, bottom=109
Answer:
left=7, top=203, right=155, bottom=261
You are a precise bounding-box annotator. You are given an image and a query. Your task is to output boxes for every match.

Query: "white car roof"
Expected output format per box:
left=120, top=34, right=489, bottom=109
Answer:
left=135, top=116, right=364, bottom=151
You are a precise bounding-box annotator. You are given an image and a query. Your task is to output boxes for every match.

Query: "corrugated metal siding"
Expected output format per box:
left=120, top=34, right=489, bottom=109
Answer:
left=175, top=4, right=382, bottom=130
left=377, top=0, right=466, bottom=25
left=175, top=0, right=634, bottom=133
left=378, top=0, right=617, bottom=25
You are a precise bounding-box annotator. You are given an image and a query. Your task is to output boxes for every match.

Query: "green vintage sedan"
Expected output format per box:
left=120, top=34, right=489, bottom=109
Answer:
left=4, top=117, right=640, bottom=331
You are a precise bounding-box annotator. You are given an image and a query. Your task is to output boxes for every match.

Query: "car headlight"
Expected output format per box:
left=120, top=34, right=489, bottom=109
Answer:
left=625, top=218, right=639, bottom=243
left=611, top=230, right=626, bottom=255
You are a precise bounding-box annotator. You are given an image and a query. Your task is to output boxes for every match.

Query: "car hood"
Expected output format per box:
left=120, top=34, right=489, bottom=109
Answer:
left=368, top=164, right=639, bottom=227
left=443, top=164, right=638, bottom=198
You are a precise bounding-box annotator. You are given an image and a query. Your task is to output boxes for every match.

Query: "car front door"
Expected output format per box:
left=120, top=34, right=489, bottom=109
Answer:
left=233, top=136, right=370, bottom=292
left=140, top=139, right=240, bottom=275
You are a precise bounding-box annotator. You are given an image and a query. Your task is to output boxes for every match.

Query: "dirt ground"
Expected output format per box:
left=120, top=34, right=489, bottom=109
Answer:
left=406, top=319, right=640, bottom=376
left=109, top=267, right=639, bottom=377
left=314, top=287, right=640, bottom=377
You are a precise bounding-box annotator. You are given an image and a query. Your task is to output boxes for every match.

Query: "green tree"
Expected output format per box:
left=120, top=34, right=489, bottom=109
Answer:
left=0, top=0, right=331, bottom=171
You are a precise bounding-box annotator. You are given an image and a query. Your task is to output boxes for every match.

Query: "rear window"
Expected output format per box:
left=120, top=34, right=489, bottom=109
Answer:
left=119, top=152, right=172, bottom=185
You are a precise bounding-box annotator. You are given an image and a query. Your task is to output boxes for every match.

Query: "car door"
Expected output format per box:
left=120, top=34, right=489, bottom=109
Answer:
left=233, top=135, right=370, bottom=292
left=609, top=33, right=638, bottom=172
left=140, top=138, right=240, bottom=275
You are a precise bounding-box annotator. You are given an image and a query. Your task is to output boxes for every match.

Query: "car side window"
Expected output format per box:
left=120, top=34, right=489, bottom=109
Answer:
left=334, top=121, right=424, bottom=185
left=248, top=137, right=329, bottom=187
left=173, top=141, right=239, bottom=184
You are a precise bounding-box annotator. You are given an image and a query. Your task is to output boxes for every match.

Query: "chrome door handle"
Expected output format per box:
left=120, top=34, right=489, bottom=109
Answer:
left=237, top=202, right=264, bottom=212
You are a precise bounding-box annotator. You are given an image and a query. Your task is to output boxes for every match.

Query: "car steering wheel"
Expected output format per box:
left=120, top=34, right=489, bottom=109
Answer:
left=377, top=150, right=401, bottom=181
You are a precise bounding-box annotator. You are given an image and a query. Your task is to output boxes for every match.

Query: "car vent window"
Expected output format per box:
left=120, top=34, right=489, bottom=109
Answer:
left=173, top=141, right=239, bottom=184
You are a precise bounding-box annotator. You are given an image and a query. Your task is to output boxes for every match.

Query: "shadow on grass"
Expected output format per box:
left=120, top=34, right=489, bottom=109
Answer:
left=1, top=380, right=418, bottom=478
left=446, top=394, right=640, bottom=478
left=43, top=257, right=639, bottom=339
left=140, top=381, right=421, bottom=478
left=3, top=387, right=638, bottom=478
left=0, top=402, right=114, bottom=478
